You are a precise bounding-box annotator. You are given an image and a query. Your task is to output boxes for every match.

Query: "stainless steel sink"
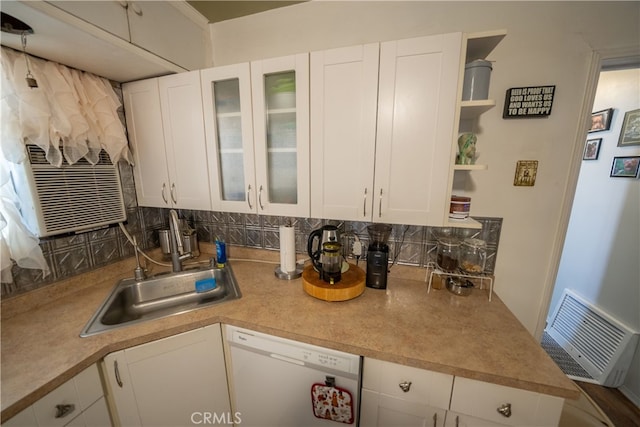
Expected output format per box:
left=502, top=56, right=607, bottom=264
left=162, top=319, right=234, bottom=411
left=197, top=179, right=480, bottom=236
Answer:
left=80, top=264, right=241, bottom=337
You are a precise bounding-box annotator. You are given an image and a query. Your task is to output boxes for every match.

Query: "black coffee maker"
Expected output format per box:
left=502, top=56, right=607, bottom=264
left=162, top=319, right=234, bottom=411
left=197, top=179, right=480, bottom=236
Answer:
left=366, top=224, right=392, bottom=289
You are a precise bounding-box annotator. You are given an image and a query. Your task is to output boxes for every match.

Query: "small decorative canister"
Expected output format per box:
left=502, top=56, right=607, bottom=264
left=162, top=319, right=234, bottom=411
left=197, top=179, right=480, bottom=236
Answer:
left=462, top=59, right=492, bottom=100
left=449, top=195, right=471, bottom=220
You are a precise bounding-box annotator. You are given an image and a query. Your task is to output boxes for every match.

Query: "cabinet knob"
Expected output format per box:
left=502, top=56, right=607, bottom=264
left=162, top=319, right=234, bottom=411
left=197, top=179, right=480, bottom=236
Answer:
left=398, top=380, right=412, bottom=392
left=497, top=402, right=512, bottom=418
left=55, top=404, right=75, bottom=419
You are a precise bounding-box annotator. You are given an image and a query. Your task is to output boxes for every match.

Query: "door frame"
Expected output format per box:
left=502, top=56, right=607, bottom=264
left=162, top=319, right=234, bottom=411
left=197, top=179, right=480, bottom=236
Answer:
left=534, top=46, right=640, bottom=340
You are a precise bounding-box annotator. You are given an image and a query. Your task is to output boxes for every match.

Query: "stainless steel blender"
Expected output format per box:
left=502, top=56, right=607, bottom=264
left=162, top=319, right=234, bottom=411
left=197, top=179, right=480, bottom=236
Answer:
left=366, top=224, right=392, bottom=289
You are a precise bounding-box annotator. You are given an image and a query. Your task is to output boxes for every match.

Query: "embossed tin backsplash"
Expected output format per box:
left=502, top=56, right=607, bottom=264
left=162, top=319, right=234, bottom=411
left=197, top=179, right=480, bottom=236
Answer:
left=2, top=166, right=502, bottom=297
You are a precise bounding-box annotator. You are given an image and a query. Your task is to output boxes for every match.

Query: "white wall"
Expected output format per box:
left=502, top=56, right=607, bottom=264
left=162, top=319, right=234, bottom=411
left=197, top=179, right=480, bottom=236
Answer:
left=209, top=2, right=640, bottom=336
left=550, top=68, right=640, bottom=403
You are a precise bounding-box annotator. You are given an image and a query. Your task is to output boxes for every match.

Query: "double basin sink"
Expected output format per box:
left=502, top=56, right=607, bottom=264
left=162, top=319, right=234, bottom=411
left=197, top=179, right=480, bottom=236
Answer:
left=81, top=264, right=241, bottom=337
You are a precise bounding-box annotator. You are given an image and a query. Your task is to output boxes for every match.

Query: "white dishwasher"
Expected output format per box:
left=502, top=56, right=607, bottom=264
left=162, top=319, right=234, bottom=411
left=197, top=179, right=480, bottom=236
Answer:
left=225, top=325, right=361, bottom=426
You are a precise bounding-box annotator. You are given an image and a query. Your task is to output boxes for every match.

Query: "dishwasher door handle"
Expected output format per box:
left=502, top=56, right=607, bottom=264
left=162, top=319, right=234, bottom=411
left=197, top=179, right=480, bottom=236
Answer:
left=270, top=353, right=305, bottom=366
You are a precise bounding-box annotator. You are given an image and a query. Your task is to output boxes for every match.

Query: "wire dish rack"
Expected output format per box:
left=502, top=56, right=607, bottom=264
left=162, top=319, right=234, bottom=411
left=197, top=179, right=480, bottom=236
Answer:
left=425, top=262, right=494, bottom=301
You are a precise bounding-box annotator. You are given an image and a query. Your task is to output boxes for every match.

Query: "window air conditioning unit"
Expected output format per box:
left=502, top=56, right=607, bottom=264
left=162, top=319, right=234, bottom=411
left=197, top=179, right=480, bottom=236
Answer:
left=9, top=145, right=127, bottom=238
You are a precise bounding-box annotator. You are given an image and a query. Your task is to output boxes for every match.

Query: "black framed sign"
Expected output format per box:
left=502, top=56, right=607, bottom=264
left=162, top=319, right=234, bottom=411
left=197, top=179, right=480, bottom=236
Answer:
left=503, top=85, right=556, bottom=118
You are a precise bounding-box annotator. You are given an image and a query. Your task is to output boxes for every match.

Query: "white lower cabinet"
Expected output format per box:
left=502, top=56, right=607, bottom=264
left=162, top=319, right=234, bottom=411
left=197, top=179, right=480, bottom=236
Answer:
left=361, top=389, right=447, bottom=427
left=361, top=358, right=565, bottom=427
left=101, top=324, right=231, bottom=427
left=361, top=358, right=453, bottom=427
left=448, top=377, right=565, bottom=427
left=444, top=411, right=509, bottom=427
left=3, top=365, right=110, bottom=427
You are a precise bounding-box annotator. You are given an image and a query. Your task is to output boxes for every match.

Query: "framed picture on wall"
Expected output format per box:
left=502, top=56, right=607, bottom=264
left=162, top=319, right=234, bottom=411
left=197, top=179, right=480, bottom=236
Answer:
left=589, top=108, right=614, bottom=133
left=610, top=156, right=640, bottom=178
left=617, top=108, right=640, bottom=147
left=583, top=138, right=602, bottom=160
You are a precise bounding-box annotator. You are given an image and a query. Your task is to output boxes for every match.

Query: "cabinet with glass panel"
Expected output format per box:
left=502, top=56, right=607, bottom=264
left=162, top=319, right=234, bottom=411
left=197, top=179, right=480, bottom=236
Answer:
left=201, top=54, right=310, bottom=217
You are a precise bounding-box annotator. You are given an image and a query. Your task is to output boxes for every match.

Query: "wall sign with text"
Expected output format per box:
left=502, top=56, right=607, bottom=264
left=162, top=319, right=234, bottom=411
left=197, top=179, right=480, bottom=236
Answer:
left=503, top=85, right=556, bottom=118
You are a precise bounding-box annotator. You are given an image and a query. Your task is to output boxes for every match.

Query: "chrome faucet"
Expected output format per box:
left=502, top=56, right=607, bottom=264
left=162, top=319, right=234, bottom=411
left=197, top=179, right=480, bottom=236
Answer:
left=168, top=209, right=191, bottom=272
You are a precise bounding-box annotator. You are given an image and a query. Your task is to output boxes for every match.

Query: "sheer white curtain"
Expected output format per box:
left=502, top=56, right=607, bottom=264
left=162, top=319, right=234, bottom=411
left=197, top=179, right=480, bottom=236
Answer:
left=0, top=46, right=133, bottom=284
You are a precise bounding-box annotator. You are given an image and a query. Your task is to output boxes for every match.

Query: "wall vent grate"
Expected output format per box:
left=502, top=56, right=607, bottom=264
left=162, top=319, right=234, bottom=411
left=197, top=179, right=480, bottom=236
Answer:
left=546, top=289, right=639, bottom=387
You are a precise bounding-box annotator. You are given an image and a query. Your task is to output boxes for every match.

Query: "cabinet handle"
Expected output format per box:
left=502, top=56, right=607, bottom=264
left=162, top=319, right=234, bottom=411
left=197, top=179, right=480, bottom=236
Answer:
left=55, top=404, right=75, bottom=419
left=455, top=415, right=459, bottom=427
left=161, top=183, right=168, bottom=204
left=432, top=412, right=437, bottom=427
left=170, top=183, right=177, bottom=204
left=130, top=1, right=143, bottom=16
left=378, top=188, right=383, bottom=218
left=114, top=360, right=123, bottom=388
left=258, top=185, right=264, bottom=210
left=398, top=380, right=411, bottom=392
left=247, top=185, right=253, bottom=210
left=118, top=1, right=128, bottom=8
left=363, top=188, right=367, bottom=217
left=497, top=403, right=512, bottom=418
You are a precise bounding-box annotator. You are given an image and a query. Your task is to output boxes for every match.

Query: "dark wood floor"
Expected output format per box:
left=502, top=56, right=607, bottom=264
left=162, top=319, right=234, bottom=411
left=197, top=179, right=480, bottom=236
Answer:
left=576, top=380, right=640, bottom=427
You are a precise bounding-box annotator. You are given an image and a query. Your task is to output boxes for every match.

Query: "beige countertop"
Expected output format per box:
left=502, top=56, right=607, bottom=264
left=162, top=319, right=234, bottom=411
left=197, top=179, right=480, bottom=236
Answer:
left=0, top=245, right=579, bottom=422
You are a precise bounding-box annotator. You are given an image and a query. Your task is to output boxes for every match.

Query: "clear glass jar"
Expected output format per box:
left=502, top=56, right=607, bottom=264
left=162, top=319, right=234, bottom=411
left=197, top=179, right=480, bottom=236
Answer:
left=436, top=238, right=460, bottom=272
left=460, top=238, right=487, bottom=274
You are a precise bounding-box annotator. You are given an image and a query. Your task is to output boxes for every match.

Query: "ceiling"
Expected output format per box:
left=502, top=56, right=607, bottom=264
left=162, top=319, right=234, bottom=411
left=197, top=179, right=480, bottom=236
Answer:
left=187, top=1, right=305, bottom=24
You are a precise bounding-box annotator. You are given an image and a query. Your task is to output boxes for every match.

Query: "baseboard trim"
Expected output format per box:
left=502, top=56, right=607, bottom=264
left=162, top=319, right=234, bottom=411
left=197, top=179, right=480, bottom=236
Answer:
left=620, top=385, right=640, bottom=409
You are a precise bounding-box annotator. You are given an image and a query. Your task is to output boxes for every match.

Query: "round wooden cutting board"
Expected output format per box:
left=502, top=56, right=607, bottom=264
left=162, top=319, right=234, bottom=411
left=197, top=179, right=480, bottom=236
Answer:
left=302, top=264, right=366, bottom=302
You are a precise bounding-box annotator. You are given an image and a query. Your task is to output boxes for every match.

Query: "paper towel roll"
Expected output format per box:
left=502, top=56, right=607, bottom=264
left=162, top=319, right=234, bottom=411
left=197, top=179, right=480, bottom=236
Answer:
left=279, top=225, right=297, bottom=273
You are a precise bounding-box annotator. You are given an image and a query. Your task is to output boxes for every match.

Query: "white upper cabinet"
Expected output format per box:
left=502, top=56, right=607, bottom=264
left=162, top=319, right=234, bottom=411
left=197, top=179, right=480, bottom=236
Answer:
left=311, top=33, right=463, bottom=226
left=310, top=43, right=379, bottom=221
left=201, top=63, right=257, bottom=213
left=124, top=71, right=211, bottom=210
left=123, top=78, right=168, bottom=208
left=251, top=54, right=310, bottom=217
left=375, top=33, right=462, bottom=225
left=127, top=1, right=206, bottom=70
left=48, top=1, right=207, bottom=71
left=48, top=1, right=130, bottom=40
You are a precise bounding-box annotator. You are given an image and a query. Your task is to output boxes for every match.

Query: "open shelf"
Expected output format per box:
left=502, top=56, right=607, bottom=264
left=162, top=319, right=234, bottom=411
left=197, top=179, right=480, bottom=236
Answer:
left=453, top=164, right=488, bottom=171
left=445, top=216, right=482, bottom=229
left=460, top=99, right=496, bottom=119
left=465, top=30, right=507, bottom=62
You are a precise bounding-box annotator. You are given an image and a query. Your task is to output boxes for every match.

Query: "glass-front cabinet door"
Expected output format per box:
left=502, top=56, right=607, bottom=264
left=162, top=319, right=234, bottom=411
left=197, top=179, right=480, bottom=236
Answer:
left=251, top=53, right=310, bottom=217
left=201, top=63, right=257, bottom=213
